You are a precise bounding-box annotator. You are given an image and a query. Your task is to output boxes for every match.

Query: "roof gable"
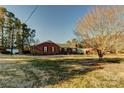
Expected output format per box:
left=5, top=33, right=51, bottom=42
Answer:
left=36, top=40, right=59, bottom=47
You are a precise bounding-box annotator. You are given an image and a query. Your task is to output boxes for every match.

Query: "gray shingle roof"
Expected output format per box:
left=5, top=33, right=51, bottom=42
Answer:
left=58, top=44, right=76, bottom=48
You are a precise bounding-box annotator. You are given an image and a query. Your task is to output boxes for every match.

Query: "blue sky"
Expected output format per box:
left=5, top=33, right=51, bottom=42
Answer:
left=4, top=5, right=92, bottom=43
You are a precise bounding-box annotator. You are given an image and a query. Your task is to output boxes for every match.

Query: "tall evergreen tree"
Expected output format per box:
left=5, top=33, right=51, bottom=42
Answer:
left=0, top=7, right=36, bottom=55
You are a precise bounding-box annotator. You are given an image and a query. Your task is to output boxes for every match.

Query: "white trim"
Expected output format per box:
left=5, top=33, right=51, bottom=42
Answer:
left=43, top=46, right=48, bottom=53
left=52, top=47, right=55, bottom=52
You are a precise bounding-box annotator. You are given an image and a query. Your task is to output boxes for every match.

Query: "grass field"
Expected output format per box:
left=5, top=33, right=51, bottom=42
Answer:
left=0, top=54, right=124, bottom=88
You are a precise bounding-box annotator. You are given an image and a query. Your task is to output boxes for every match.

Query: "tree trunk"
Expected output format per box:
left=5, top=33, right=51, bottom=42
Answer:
left=97, top=49, right=104, bottom=61
left=1, top=26, right=3, bottom=47
left=11, top=29, right=14, bottom=55
left=21, top=30, right=24, bottom=54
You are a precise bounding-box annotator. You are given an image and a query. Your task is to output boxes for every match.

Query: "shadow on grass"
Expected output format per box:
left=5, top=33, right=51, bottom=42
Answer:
left=0, top=56, right=123, bottom=87
left=0, top=56, right=123, bottom=88
left=27, top=56, right=124, bottom=87
left=26, top=58, right=104, bottom=87
left=101, top=58, right=124, bottom=63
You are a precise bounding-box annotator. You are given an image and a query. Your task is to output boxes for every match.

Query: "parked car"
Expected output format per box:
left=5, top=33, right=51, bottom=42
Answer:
left=6, top=49, right=19, bottom=54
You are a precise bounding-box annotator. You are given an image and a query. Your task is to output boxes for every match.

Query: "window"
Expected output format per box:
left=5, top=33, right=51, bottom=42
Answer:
left=60, top=48, right=62, bottom=51
left=52, top=47, right=55, bottom=52
left=72, top=48, right=76, bottom=52
left=44, top=46, right=48, bottom=53
left=64, top=48, right=67, bottom=51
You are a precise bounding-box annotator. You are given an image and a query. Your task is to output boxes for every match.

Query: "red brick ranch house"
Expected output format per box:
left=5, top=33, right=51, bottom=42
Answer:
left=31, top=40, right=77, bottom=55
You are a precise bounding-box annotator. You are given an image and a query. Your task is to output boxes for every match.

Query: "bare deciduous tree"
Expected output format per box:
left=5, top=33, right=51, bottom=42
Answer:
left=76, top=6, right=124, bottom=60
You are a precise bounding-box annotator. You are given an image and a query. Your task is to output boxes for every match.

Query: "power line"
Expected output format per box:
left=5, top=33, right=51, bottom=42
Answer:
left=25, top=6, right=38, bottom=23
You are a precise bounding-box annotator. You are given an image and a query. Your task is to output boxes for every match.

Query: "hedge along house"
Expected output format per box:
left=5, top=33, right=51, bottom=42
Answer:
left=31, top=40, right=77, bottom=55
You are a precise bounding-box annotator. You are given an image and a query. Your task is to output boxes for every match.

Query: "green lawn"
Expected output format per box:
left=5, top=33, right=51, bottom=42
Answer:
left=0, top=55, right=124, bottom=87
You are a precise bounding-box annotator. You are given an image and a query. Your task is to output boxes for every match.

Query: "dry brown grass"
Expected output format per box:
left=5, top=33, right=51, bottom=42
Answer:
left=48, top=63, right=124, bottom=88
left=0, top=54, right=123, bottom=87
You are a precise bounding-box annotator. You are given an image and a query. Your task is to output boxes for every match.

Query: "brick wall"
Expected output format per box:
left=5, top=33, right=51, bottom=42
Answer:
left=32, top=42, right=60, bottom=55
